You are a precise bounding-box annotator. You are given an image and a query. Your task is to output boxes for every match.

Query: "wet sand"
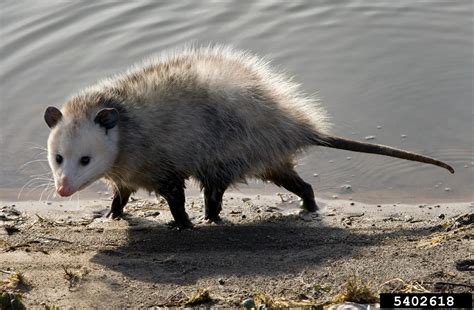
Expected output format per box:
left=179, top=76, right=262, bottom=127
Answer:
left=1, top=192, right=472, bottom=308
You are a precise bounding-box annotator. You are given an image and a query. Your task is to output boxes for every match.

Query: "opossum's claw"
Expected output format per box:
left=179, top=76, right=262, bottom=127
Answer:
left=106, top=209, right=123, bottom=220
left=105, top=210, right=113, bottom=218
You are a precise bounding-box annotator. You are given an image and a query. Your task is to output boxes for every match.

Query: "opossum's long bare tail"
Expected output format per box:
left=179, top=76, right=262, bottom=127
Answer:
left=312, top=134, right=455, bottom=174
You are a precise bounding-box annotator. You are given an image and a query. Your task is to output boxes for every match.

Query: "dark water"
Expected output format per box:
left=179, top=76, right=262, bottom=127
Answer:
left=1, top=0, right=472, bottom=203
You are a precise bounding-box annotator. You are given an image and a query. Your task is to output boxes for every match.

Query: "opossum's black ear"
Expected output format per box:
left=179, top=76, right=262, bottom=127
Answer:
left=94, top=108, right=119, bottom=133
left=44, top=106, right=62, bottom=128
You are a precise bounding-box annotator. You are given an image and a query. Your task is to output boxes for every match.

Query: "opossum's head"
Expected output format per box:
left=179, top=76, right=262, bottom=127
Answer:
left=44, top=106, right=120, bottom=197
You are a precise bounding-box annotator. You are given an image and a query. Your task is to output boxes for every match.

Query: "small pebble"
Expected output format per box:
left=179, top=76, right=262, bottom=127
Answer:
left=329, top=160, right=334, bottom=163
left=376, top=125, right=382, bottom=129
left=464, top=165, right=469, bottom=168
left=401, top=134, right=407, bottom=138
left=444, top=187, right=452, bottom=192
left=364, top=135, right=376, bottom=140
left=341, top=184, right=352, bottom=191
left=144, top=211, right=160, bottom=217
left=438, top=214, right=445, bottom=220
left=332, top=195, right=338, bottom=199
left=313, top=173, right=319, bottom=177
left=346, top=156, right=352, bottom=160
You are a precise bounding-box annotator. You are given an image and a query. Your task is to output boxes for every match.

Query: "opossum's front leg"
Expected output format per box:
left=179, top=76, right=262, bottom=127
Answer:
left=157, top=179, right=193, bottom=230
left=106, top=188, right=131, bottom=219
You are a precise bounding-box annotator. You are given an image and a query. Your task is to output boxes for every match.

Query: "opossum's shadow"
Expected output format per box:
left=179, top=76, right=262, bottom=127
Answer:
left=90, top=214, right=435, bottom=285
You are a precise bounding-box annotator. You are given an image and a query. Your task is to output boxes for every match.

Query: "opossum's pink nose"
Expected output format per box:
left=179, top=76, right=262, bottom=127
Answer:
left=57, top=185, right=73, bottom=197
left=57, top=177, right=74, bottom=197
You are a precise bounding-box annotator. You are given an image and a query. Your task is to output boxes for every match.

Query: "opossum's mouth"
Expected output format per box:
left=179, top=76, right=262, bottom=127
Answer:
left=56, top=177, right=98, bottom=197
left=77, top=177, right=99, bottom=192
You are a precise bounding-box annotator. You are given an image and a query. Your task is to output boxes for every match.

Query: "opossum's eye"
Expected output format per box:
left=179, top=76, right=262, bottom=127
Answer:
left=56, top=154, right=63, bottom=165
left=80, top=156, right=91, bottom=166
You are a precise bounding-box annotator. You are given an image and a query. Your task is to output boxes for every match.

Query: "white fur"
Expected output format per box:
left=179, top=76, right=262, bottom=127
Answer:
left=47, top=111, right=119, bottom=195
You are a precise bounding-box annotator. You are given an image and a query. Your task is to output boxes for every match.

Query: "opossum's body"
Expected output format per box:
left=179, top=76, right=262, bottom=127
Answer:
left=44, top=46, right=454, bottom=229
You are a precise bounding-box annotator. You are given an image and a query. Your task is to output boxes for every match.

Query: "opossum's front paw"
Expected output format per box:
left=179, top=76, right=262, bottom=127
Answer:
left=166, top=219, right=194, bottom=231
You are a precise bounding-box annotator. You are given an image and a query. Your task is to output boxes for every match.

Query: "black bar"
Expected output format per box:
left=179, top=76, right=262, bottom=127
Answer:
left=380, top=293, right=472, bottom=308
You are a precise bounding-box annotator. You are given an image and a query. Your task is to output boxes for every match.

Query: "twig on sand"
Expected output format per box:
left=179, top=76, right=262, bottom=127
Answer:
left=422, top=281, right=474, bottom=289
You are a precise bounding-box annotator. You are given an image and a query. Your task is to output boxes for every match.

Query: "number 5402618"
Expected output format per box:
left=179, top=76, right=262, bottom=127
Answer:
left=393, top=295, right=454, bottom=307
left=380, top=293, right=471, bottom=308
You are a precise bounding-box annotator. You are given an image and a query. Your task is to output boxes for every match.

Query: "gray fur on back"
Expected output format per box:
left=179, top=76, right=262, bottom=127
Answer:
left=66, top=45, right=331, bottom=192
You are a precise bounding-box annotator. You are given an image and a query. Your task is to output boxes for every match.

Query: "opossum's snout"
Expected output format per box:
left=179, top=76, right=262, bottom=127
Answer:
left=57, top=176, right=74, bottom=197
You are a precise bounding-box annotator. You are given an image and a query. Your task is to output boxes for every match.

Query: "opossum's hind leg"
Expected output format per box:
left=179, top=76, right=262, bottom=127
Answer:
left=203, top=184, right=228, bottom=223
left=157, top=178, right=193, bottom=230
left=106, top=188, right=132, bottom=219
left=263, top=165, right=318, bottom=212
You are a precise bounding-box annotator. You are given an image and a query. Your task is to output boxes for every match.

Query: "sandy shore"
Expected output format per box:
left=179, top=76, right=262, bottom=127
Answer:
left=1, top=192, right=472, bottom=308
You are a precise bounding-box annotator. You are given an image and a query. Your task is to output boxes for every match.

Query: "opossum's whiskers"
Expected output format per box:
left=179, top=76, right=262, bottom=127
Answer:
left=46, top=186, right=56, bottom=202
left=28, top=183, right=50, bottom=197
left=24, top=181, right=50, bottom=194
left=40, top=181, right=56, bottom=202
left=18, top=177, right=53, bottom=199
left=19, top=159, right=49, bottom=170
left=28, top=146, right=47, bottom=152
left=28, top=149, right=47, bottom=157
left=39, top=179, right=53, bottom=202
left=29, top=172, right=53, bottom=178
left=24, top=142, right=47, bottom=150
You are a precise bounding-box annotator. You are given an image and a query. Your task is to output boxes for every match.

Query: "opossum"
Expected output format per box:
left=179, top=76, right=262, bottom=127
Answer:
left=44, top=46, right=454, bottom=229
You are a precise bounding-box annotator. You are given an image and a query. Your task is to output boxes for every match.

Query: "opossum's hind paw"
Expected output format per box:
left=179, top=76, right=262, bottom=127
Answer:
left=166, top=219, right=194, bottom=231
left=301, top=200, right=318, bottom=212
